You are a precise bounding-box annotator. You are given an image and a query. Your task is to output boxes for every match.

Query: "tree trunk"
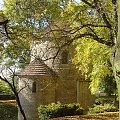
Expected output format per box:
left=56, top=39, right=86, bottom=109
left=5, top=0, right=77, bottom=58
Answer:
left=0, top=76, right=27, bottom=120
left=113, top=0, right=120, bottom=119
left=10, top=84, right=27, bottom=120
left=14, top=91, right=27, bottom=120
left=117, top=81, right=120, bottom=119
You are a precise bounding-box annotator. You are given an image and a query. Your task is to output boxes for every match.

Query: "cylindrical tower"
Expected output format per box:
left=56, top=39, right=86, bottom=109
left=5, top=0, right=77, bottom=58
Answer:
left=18, top=38, right=95, bottom=120
left=30, top=40, right=78, bottom=103
left=18, top=58, right=57, bottom=120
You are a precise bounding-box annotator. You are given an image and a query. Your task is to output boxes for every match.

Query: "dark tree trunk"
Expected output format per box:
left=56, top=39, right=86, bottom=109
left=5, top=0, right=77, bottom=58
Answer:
left=0, top=76, right=27, bottom=120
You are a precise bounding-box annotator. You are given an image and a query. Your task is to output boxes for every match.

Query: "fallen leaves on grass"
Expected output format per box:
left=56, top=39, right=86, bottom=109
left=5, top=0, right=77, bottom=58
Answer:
left=52, top=112, right=119, bottom=120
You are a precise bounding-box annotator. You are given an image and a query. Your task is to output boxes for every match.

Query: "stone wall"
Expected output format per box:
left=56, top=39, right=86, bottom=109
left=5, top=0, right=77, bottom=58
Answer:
left=18, top=77, right=56, bottom=120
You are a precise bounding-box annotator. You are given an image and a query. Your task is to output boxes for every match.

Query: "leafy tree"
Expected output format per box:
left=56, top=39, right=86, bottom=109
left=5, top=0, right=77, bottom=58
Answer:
left=72, top=38, right=113, bottom=93
left=1, top=0, right=120, bottom=119
left=0, top=10, right=30, bottom=120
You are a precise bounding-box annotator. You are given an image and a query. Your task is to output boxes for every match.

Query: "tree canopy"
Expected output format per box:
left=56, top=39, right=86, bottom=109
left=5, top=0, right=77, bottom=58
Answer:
left=1, top=0, right=120, bottom=119
left=0, top=0, right=117, bottom=93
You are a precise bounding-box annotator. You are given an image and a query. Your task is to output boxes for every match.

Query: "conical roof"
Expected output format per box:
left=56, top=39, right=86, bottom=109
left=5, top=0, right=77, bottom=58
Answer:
left=19, top=58, right=57, bottom=78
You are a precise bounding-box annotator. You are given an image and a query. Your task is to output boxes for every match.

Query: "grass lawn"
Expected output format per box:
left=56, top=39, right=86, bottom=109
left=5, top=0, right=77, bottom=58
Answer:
left=0, top=100, right=17, bottom=120
left=0, top=100, right=119, bottom=120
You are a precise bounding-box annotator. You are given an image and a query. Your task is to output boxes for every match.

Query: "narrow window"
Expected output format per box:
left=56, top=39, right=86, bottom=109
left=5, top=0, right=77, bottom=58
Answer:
left=32, top=81, right=36, bottom=93
left=61, top=50, right=69, bottom=64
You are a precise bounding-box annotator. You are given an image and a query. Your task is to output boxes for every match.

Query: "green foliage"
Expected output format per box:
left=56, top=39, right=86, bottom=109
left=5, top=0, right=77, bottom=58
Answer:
left=101, top=75, right=117, bottom=96
left=0, top=20, right=30, bottom=71
left=95, top=97, right=117, bottom=105
left=72, top=38, right=112, bottom=93
left=0, top=80, right=12, bottom=95
left=1, top=1, right=119, bottom=119
left=65, top=1, right=115, bottom=94
left=1, top=0, right=116, bottom=98
left=88, top=104, right=118, bottom=114
left=38, top=102, right=83, bottom=120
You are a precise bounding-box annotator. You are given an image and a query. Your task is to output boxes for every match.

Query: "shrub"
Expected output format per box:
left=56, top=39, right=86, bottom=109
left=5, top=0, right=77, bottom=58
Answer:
left=95, top=97, right=115, bottom=105
left=0, top=80, right=12, bottom=95
left=38, top=102, right=84, bottom=120
left=88, top=103, right=118, bottom=114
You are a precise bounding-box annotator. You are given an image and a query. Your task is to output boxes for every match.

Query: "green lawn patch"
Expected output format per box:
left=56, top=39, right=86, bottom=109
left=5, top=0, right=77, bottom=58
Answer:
left=0, top=100, right=17, bottom=120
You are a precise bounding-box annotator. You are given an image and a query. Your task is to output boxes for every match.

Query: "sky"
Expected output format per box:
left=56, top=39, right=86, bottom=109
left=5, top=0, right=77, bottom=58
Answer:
left=0, top=0, right=4, bottom=10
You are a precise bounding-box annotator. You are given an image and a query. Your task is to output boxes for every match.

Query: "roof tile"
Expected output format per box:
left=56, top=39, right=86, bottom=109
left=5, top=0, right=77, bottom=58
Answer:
left=19, top=58, right=57, bottom=77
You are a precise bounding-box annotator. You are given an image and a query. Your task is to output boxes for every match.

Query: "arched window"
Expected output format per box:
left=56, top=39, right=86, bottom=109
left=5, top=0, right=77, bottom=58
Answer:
left=32, top=81, right=36, bottom=93
left=61, top=50, right=69, bottom=64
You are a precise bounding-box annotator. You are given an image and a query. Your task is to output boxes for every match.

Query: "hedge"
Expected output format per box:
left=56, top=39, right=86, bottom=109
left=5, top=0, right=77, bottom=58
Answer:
left=88, top=103, right=118, bottom=114
left=38, top=102, right=84, bottom=120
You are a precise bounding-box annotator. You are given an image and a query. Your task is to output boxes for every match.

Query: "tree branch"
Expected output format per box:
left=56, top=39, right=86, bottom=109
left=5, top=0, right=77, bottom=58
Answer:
left=0, top=19, right=10, bottom=38
left=69, top=24, right=109, bottom=35
left=112, top=0, right=118, bottom=37
left=0, top=19, right=8, bottom=25
left=0, top=74, right=27, bottom=120
left=81, top=0, right=95, bottom=8
left=82, top=0, right=112, bottom=30
left=61, top=33, right=114, bottom=47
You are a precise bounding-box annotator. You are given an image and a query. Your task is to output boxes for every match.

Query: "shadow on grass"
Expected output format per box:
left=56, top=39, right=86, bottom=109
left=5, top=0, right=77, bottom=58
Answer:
left=0, top=100, right=17, bottom=120
left=52, top=112, right=119, bottom=120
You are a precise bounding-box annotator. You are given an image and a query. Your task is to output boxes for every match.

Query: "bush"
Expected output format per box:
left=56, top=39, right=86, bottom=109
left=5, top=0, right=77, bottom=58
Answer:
left=88, top=104, right=118, bottom=114
left=38, top=102, right=84, bottom=120
left=0, top=80, right=12, bottom=95
left=95, top=97, right=115, bottom=105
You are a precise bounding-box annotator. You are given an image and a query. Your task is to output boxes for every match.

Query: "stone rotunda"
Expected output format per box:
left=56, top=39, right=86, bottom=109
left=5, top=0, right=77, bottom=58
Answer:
left=18, top=41, right=95, bottom=120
